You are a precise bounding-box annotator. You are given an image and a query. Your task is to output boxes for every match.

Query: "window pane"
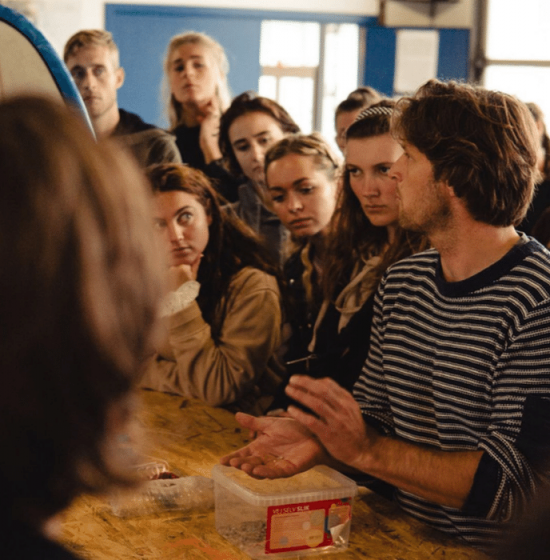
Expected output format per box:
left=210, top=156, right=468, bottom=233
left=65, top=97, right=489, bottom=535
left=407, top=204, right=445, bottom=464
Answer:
left=278, top=76, right=315, bottom=133
left=258, top=75, right=277, bottom=100
left=486, top=0, right=550, bottom=60
left=260, top=21, right=320, bottom=67
left=321, top=23, right=360, bottom=151
left=484, top=65, right=550, bottom=126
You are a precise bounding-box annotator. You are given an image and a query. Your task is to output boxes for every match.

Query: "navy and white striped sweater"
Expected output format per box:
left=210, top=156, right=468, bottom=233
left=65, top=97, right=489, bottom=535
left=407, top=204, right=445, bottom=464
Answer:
left=354, top=236, right=550, bottom=549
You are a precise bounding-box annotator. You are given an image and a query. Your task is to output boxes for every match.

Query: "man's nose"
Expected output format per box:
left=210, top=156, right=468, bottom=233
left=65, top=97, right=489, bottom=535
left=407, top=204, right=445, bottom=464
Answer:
left=80, top=70, right=96, bottom=90
left=389, top=156, right=404, bottom=182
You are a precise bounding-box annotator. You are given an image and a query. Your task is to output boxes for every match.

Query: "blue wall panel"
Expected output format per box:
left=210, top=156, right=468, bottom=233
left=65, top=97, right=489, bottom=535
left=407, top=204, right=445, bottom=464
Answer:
left=105, top=4, right=375, bottom=128
left=437, top=28, right=470, bottom=82
left=106, top=3, right=470, bottom=126
left=364, top=26, right=397, bottom=96
left=362, top=26, right=470, bottom=96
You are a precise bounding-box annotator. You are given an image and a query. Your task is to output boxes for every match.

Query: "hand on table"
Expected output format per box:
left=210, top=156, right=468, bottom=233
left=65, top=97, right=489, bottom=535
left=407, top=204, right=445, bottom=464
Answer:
left=220, top=413, right=327, bottom=479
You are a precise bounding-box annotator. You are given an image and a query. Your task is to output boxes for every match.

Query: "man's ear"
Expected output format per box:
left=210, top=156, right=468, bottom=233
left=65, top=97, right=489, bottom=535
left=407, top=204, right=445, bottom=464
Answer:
left=115, top=66, right=125, bottom=90
left=442, top=180, right=456, bottom=199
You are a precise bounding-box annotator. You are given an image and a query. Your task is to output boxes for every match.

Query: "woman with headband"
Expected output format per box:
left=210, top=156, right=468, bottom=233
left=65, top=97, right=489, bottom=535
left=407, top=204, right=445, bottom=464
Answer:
left=269, top=100, right=427, bottom=413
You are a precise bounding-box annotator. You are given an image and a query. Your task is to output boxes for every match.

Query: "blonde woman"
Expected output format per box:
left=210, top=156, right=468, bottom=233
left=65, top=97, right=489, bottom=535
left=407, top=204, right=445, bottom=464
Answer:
left=163, top=31, right=238, bottom=200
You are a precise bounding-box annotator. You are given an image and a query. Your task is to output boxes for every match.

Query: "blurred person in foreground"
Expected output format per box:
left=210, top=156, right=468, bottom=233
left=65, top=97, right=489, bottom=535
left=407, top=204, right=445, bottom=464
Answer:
left=0, top=95, right=163, bottom=559
left=222, top=80, right=550, bottom=552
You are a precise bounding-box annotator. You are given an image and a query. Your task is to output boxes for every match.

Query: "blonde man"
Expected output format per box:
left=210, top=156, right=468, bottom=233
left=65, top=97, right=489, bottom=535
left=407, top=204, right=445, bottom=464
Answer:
left=64, top=29, right=180, bottom=167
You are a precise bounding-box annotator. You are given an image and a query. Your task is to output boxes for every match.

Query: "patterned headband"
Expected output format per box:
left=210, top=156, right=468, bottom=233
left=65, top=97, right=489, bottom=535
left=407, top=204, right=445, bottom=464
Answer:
left=354, top=105, right=393, bottom=122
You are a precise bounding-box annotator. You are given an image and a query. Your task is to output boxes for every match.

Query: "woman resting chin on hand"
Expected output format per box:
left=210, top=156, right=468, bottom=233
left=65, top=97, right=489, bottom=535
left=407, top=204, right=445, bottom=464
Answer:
left=140, top=163, right=285, bottom=414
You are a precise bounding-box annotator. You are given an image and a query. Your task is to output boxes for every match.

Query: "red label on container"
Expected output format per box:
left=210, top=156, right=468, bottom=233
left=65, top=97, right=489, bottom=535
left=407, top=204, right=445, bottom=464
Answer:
left=265, top=498, right=352, bottom=554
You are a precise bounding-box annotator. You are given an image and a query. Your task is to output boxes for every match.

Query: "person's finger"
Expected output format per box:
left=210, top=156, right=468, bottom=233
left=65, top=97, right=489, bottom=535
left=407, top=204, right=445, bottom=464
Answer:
left=284, top=383, right=336, bottom=421
left=234, top=412, right=259, bottom=430
left=226, top=455, right=265, bottom=468
left=286, top=403, right=327, bottom=436
left=287, top=376, right=348, bottom=415
left=250, top=459, right=296, bottom=479
left=219, top=446, right=253, bottom=464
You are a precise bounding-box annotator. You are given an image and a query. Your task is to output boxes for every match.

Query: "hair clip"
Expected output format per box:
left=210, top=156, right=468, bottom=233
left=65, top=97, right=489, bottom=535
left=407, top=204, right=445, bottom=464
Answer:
left=354, top=106, right=393, bottom=122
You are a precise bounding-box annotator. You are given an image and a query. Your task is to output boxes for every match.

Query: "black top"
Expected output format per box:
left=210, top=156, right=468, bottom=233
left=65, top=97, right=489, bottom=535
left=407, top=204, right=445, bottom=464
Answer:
left=114, top=108, right=159, bottom=135
left=519, top=178, right=550, bottom=236
left=172, top=124, right=241, bottom=202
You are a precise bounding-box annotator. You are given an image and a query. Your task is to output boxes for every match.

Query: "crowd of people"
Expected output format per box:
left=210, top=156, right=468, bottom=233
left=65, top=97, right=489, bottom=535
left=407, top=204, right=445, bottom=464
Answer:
left=4, top=24, right=550, bottom=558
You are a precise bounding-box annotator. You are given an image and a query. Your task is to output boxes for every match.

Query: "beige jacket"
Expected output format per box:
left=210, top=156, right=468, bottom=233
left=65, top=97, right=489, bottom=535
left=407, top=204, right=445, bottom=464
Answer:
left=139, top=267, right=284, bottom=414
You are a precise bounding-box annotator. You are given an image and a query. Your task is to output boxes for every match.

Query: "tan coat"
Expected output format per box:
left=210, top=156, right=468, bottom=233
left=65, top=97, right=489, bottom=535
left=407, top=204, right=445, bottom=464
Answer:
left=139, top=267, right=284, bottom=414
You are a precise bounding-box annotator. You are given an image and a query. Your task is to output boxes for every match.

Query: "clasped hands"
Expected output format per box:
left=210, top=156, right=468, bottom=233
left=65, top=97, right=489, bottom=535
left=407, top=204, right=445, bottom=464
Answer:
left=220, top=376, right=377, bottom=479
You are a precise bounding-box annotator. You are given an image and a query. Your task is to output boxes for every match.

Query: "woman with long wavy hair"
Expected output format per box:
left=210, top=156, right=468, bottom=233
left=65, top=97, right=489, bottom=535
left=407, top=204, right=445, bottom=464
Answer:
left=139, top=163, right=285, bottom=414
left=269, top=100, right=428, bottom=412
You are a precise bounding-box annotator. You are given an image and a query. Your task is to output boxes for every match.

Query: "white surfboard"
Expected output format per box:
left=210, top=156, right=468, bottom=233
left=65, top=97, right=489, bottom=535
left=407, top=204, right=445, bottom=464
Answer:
left=0, top=4, right=92, bottom=131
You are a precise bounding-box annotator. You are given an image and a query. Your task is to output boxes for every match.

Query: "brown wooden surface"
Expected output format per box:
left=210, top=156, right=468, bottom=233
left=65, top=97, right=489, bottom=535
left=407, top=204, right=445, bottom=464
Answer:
left=59, top=391, right=489, bottom=560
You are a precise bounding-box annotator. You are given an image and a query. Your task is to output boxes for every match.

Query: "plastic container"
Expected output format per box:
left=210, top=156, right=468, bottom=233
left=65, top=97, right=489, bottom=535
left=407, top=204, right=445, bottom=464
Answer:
left=110, top=460, right=214, bottom=517
left=212, top=465, right=357, bottom=559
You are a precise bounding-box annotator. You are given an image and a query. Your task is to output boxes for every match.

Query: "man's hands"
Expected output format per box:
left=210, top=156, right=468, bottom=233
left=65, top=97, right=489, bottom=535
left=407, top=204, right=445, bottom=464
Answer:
left=220, top=376, right=374, bottom=479
left=284, top=376, right=374, bottom=471
left=220, top=413, right=327, bottom=479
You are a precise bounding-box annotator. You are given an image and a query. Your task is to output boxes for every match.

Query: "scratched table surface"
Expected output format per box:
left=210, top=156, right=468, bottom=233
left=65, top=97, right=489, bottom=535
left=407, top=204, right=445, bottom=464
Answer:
left=59, top=390, right=489, bottom=560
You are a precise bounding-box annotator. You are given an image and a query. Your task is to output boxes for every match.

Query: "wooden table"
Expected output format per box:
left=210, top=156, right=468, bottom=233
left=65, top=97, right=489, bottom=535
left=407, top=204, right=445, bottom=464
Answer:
left=59, top=391, right=489, bottom=560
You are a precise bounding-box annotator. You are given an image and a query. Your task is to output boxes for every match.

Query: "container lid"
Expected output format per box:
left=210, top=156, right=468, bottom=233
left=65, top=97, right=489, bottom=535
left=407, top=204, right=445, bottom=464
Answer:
left=212, top=465, right=357, bottom=507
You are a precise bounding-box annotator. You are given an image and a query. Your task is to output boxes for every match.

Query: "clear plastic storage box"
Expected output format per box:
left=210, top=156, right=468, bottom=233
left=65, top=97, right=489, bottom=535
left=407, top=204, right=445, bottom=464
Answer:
left=212, top=464, right=357, bottom=559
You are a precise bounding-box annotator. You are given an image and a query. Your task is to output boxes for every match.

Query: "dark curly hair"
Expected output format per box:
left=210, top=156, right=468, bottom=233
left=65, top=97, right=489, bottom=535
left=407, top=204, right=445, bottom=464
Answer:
left=391, top=79, right=539, bottom=227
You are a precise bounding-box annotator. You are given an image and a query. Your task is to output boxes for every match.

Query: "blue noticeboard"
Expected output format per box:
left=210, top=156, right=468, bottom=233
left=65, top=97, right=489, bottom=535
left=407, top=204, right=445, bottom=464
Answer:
left=364, top=26, right=470, bottom=97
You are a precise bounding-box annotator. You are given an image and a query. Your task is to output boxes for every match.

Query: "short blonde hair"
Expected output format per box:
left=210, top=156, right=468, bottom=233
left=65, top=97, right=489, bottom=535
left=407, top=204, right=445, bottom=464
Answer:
left=162, top=31, right=231, bottom=129
left=63, top=29, right=120, bottom=67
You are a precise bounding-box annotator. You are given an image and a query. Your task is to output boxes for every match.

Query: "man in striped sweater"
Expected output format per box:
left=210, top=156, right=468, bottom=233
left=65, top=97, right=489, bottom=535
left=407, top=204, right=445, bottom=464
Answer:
left=221, top=80, right=550, bottom=550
